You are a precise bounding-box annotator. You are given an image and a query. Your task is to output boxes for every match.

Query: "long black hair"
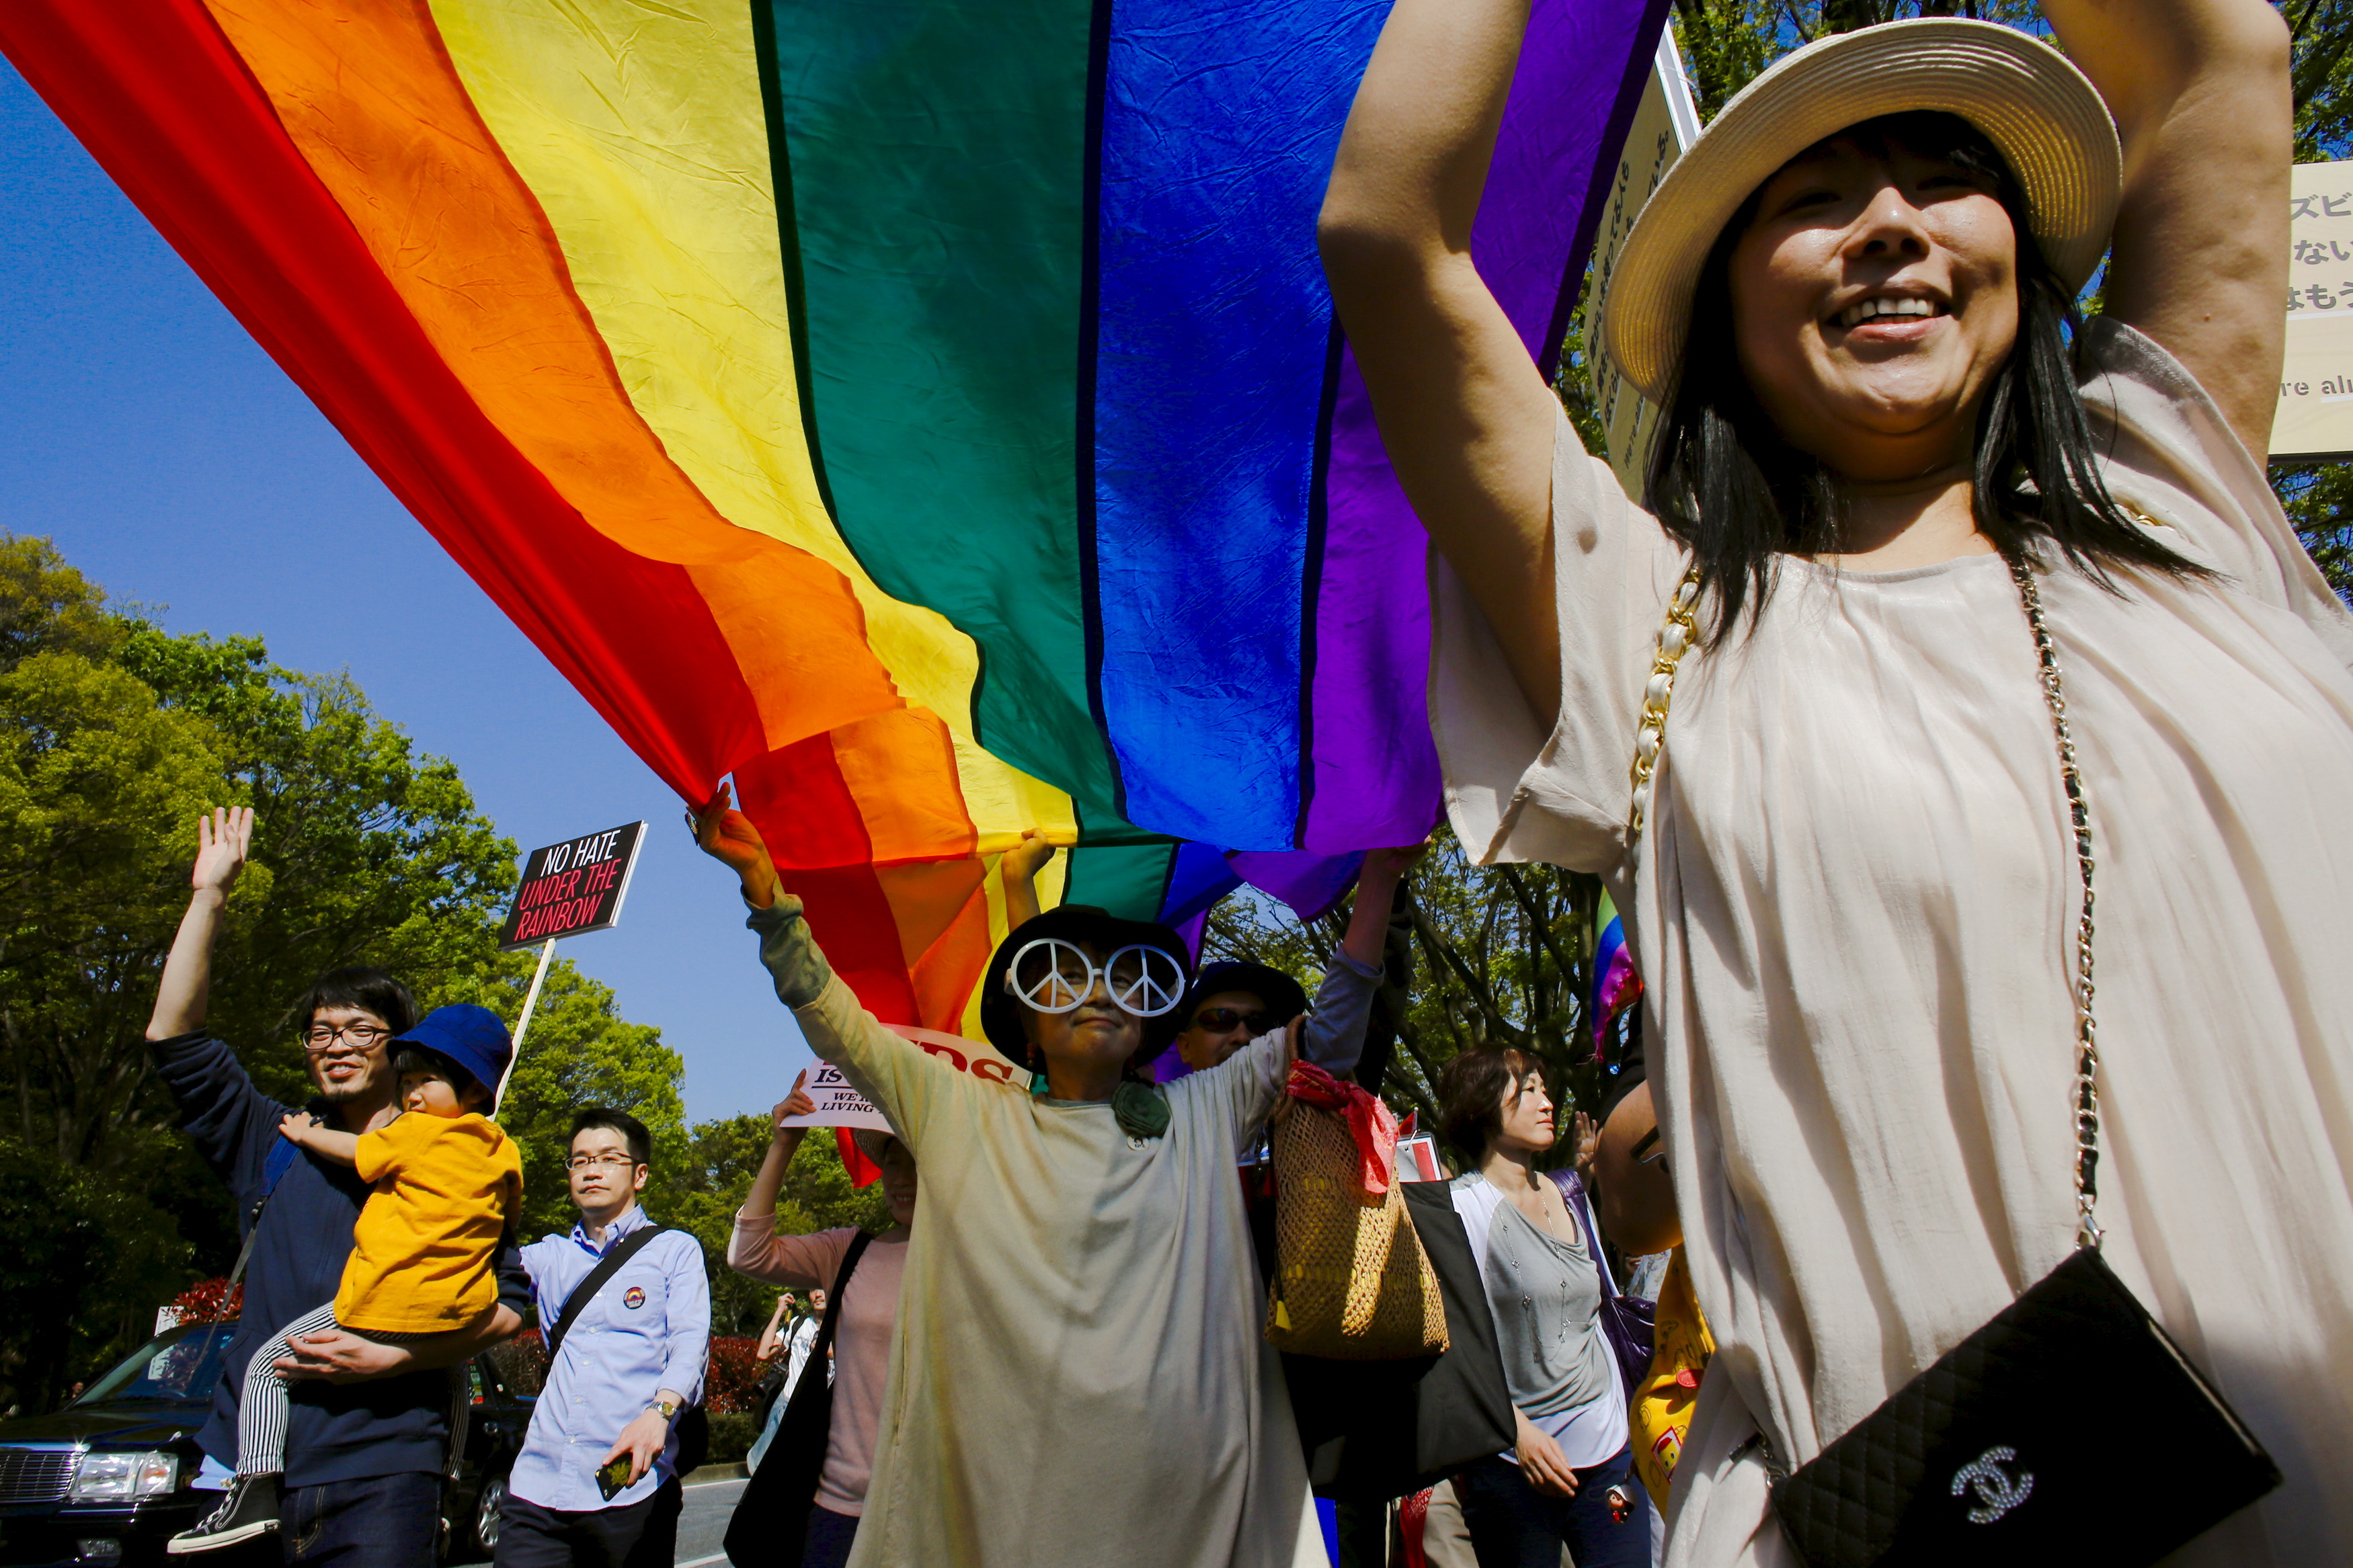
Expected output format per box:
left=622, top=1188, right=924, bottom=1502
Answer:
left=1643, top=110, right=2206, bottom=640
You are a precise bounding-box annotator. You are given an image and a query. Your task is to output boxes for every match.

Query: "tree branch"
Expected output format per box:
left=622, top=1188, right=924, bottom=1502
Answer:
left=1494, top=864, right=1579, bottom=981
left=1412, top=901, right=1525, bottom=1046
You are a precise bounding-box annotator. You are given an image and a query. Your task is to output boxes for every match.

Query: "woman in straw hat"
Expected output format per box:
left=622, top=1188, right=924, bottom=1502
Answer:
left=1322, top=1, right=2348, bottom=1563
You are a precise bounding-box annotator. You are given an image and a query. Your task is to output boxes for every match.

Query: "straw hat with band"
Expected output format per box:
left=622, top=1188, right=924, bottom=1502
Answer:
left=1597, top=18, right=2121, bottom=407
left=850, top=1125, right=905, bottom=1167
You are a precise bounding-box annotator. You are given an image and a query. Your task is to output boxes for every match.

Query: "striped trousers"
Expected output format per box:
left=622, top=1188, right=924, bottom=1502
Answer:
left=235, top=1305, right=426, bottom=1475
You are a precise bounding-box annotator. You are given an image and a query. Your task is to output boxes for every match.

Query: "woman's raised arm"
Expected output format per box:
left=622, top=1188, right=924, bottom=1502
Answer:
left=740, top=1075, right=815, bottom=1225
left=694, top=786, right=956, bottom=1149
left=1320, top=0, right=1566, bottom=730
left=2043, top=0, right=2292, bottom=461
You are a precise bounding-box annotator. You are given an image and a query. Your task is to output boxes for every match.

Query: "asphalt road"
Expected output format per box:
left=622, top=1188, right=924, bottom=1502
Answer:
left=672, top=1476, right=746, bottom=1566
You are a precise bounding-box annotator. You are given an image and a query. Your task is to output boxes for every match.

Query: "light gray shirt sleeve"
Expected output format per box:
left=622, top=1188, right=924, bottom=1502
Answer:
left=1300, top=950, right=1382, bottom=1075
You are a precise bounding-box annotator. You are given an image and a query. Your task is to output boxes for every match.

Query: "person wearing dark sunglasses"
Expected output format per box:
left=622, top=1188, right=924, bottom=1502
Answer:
left=1162, top=843, right=1429, bottom=1082
left=1168, top=965, right=1305, bottom=1076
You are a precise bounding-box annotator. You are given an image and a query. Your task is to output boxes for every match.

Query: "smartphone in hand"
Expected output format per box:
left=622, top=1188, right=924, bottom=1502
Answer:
left=596, top=1455, right=634, bottom=1501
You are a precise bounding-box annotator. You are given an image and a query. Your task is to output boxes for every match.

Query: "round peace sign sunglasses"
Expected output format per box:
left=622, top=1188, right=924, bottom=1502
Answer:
left=1005, top=938, right=1185, bottom=1018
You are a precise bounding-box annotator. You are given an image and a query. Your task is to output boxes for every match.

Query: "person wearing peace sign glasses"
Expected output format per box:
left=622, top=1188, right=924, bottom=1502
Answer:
left=693, top=786, right=1333, bottom=1568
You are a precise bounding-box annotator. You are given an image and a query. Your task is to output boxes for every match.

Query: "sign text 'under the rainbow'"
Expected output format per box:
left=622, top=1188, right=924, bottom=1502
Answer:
left=498, top=821, right=645, bottom=950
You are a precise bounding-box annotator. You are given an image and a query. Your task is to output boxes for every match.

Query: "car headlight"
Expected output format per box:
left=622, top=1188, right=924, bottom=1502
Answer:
left=68, top=1452, right=179, bottom=1503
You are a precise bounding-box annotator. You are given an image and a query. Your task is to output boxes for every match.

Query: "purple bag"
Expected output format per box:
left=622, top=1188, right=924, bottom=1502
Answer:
left=1546, top=1168, right=1656, bottom=1396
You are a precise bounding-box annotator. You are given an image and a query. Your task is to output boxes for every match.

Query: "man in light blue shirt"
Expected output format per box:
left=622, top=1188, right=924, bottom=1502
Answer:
left=497, top=1108, right=709, bottom=1568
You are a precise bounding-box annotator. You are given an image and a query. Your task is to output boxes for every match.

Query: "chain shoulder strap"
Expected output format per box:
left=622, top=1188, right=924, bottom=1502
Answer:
left=2009, top=554, right=2104, bottom=1250
left=1628, top=565, right=1704, bottom=848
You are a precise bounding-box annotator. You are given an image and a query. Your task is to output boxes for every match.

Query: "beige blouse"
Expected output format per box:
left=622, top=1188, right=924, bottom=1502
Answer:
left=1433, top=319, right=2353, bottom=1566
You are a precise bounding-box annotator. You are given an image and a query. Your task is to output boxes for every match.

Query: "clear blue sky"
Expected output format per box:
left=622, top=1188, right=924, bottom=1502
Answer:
left=0, top=55, right=813, bottom=1125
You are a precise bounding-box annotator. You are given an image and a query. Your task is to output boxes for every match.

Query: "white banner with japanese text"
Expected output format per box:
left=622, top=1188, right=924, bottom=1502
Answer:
left=2275, top=159, right=2353, bottom=460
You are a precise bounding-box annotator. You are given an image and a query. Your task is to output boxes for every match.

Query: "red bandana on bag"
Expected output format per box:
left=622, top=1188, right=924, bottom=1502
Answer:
left=1283, top=1061, right=1398, bottom=1194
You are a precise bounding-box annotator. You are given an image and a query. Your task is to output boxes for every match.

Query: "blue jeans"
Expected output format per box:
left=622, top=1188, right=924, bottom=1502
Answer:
left=744, top=1387, right=790, bottom=1474
left=281, top=1471, right=442, bottom=1568
left=1455, top=1449, right=1650, bottom=1568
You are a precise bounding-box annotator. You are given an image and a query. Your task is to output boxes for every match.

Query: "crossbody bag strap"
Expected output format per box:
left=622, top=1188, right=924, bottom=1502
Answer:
left=1628, top=559, right=2102, bottom=1249
left=545, top=1225, right=666, bottom=1361
left=810, top=1231, right=875, bottom=1364
left=1544, top=1168, right=1619, bottom=1299
left=1644, top=554, right=2106, bottom=1485
left=226, top=1135, right=305, bottom=1291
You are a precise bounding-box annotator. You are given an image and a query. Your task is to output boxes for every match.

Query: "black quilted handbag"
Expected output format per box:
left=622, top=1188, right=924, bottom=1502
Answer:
left=1759, top=559, right=2282, bottom=1566
left=1766, top=1245, right=2277, bottom=1566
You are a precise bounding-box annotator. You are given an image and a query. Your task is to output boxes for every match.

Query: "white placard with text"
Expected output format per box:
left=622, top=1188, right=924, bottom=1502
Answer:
left=2274, top=159, right=2353, bottom=460
left=775, top=1026, right=1031, bottom=1134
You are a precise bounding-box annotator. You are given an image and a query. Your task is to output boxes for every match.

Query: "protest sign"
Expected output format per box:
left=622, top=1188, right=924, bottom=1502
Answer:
left=1587, top=30, right=1702, bottom=495
left=777, top=1061, right=891, bottom=1132
left=498, top=821, right=645, bottom=949
left=2274, top=159, right=2353, bottom=460
left=778, top=1027, right=1031, bottom=1134
left=491, top=821, right=645, bottom=1102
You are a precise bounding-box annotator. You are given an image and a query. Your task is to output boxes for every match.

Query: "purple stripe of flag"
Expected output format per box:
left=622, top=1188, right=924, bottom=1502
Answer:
left=1302, top=0, right=1667, bottom=854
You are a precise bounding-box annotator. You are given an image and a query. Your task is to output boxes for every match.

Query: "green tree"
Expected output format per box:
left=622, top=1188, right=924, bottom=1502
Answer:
left=1205, top=827, right=1613, bottom=1156
left=0, top=533, right=589, bottom=1410
left=0, top=1136, right=194, bottom=1413
left=0, top=647, right=225, bottom=1161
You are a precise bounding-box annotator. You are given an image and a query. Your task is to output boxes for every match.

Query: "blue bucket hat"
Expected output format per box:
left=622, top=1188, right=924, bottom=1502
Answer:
left=393, top=1005, right=514, bottom=1108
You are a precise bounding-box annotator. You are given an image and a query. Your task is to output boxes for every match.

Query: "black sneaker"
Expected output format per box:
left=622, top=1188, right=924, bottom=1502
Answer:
left=168, top=1474, right=280, bottom=1555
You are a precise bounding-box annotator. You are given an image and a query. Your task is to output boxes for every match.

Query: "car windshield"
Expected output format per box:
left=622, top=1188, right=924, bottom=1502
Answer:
left=75, top=1322, right=235, bottom=1405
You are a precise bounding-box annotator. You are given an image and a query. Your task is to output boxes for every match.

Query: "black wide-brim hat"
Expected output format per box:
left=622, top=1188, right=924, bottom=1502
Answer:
left=978, top=905, right=1195, bottom=1064
left=1181, top=960, right=1310, bottom=1030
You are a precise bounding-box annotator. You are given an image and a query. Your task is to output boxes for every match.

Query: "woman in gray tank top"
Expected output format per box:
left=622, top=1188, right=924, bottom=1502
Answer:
left=1438, top=1046, right=1646, bottom=1568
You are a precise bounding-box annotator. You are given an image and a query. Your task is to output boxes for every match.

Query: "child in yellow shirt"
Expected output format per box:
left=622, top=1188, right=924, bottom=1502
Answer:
left=171, top=1005, right=524, bottom=1555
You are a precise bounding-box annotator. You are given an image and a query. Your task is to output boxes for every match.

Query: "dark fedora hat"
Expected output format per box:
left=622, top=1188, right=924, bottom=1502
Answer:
left=1179, top=961, right=1310, bottom=1031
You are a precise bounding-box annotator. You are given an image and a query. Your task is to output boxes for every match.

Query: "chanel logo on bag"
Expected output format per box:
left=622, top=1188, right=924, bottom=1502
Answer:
left=1951, top=1446, right=2035, bottom=1524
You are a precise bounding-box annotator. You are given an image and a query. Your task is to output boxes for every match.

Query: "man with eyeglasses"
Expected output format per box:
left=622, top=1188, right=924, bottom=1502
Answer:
left=500, top=1108, right=709, bottom=1568
left=145, top=808, right=530, bottom=1568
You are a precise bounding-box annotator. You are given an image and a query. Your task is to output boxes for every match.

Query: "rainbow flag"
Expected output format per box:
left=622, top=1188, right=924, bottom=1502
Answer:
left=1589, top=889, right=1642, bottom=1062
left=1, top=0, right=1668, bottom=1034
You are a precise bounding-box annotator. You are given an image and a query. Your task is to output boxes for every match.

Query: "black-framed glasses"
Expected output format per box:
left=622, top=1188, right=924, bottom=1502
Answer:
left=301, top=1022, right=392, bottom=1053
left=566, top=1153, right=640, bottom=1172
left=1189, top=1007, right=1276, bottom=1035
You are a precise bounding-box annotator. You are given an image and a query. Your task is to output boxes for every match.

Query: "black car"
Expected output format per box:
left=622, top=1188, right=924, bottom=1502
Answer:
left=0, top=1323, right=534, bottom=1568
